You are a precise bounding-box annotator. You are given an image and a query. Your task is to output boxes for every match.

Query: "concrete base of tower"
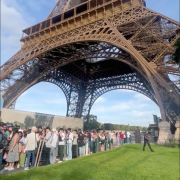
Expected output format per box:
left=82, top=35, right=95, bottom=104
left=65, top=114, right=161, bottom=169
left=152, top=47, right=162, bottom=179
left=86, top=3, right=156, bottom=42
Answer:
left=174, top=121, right=180, bottom=140
left=157, top=121, right=173, bottom=145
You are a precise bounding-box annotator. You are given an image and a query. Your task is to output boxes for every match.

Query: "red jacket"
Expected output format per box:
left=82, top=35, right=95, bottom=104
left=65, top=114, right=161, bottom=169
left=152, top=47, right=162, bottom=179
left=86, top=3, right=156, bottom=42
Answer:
left=119, top=133, right=123, bottom=139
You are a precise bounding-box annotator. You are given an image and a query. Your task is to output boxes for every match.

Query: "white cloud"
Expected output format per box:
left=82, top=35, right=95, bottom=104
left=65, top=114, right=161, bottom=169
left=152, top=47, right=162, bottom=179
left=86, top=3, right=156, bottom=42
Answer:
left=1, top=0, right=33, bottom=63
left=95, top=97, right=106, bottom=103
left=1, top=0, right=57, bottom=64
left=41, top=99, right=66, bottom=105
left=130, top=110, right=152, bottom=117
left=134, top=93, right=151, bottom=101
left=92, top=100, right=148, bottom=114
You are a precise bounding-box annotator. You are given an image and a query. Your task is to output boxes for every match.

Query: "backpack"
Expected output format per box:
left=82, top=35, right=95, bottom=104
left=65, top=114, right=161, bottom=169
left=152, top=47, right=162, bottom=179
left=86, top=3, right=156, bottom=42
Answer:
left=0, top=134, right=8, bottom=149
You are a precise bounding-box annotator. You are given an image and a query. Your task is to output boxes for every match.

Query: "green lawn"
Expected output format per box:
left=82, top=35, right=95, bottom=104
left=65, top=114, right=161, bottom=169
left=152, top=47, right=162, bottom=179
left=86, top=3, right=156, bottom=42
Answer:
left=2, top=144, right=179, bottom=180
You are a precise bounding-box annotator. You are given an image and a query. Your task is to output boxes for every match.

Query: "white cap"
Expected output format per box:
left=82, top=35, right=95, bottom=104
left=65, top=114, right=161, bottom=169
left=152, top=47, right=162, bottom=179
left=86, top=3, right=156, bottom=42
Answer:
left=52, top=128, right=56, bottom=132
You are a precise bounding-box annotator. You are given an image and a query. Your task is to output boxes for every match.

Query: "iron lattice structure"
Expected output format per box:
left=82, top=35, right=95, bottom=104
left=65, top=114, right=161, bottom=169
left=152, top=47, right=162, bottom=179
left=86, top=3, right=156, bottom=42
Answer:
left=1, top=0, right=180, bottom=122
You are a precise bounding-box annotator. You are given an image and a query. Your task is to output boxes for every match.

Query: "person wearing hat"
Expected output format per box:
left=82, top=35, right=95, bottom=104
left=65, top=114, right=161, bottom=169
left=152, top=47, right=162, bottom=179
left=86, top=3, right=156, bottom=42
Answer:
left=49, top=128, right=58, bottom=164
left=143, top=131, right=154, bottom=152
left=24, top=126, right=39, bottom=170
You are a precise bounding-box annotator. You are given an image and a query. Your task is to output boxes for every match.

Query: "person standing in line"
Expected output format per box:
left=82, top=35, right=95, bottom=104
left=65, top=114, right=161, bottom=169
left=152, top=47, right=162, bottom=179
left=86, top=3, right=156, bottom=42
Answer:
left=107, top=132, right=111, bottom=150
left=17, top=131, right=24, bottom=168
left=87, top=131, right=92, bottom=155
left=24, top=126, right=39, bottom=170
left=41, top=127, right=52, bottom=166
left=4, top=126, right=10, bottom=140
left=58, top=129, right=65, bottom=163
left=19, top=132, right=27, bottom=168
left=104, top=132, right=108, bottom=151
left=99, top=133, right=105, bottom=151
left=0, top=128, right=3, bottom=170
left=109, top=131, right=114, bottom=148
left=66, top=128, right=73, bottom=160
left=91, top=131, right=95, bottom=153
left=143, top=131, right=154, bottom=152
left=37, top=126, right=43, bottom=136
left=119, top=132, right=124, bottom=146
left=116, top=132, right=119, bottom=147
left=5, top=128, right=19, bottom=171
left=0, top=128, right=8, bottom=170
left=55, top=130, right=59, bottom=163
left=63, top=130, right=67, bottom=160
left=124, top=131, right=127, bottom=144
left=127, top=131, right=131, bottom=144
left=84, top=132, right=89, bottom=155
left=49, top=128, right=58, bottom=164
left=72, top=130, right=78, bottom=159
left=112, top=134, right=116, bottom=148
left=78, top=132, right=85, bottom=157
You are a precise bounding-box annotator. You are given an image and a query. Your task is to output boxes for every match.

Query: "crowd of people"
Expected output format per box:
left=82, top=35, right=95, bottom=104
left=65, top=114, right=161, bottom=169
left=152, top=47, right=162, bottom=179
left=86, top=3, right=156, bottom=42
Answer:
left=0, top=124, right=132, bottom=171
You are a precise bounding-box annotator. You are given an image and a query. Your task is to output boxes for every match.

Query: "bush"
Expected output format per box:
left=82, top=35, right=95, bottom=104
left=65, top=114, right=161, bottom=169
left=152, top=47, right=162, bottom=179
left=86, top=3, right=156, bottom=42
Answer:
left=163, top=137, right=179, bottom=148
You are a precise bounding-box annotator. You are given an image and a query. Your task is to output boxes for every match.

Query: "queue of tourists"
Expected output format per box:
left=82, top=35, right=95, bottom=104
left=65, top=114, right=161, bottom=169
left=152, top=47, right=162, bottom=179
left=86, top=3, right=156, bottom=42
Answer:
left=0, top=124, right=131, bottom=171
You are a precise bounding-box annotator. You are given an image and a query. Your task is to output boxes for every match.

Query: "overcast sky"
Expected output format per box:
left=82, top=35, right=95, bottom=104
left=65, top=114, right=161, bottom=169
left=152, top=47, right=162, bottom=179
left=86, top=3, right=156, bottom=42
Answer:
left=1, top=0, right=179, bottom=126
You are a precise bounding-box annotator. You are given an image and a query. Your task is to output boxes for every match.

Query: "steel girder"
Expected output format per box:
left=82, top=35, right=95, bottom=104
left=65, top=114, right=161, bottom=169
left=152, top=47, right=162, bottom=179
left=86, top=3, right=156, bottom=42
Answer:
left=1, top=1, right=180, bottom=121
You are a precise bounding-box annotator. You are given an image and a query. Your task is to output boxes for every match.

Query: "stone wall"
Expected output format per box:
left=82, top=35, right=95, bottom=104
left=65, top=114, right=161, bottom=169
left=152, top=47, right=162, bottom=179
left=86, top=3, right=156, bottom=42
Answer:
left=1, top=108, right=83, bottom=130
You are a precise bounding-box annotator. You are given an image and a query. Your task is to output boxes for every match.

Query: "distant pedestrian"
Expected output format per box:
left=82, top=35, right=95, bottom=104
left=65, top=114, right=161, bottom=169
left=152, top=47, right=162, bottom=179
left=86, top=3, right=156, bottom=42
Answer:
left=66, top=128, right=73, bottom=160
left=24, top=126, right=39, bottom=170
left=123, top=132, right=127, bottom=144
left=57, top=129, right=65, bottom=163
left=49, top=128, right=58, bottom=164
left=127, top=131, right=131, bottom=144
left=72, top=130, right=78, bottom=159
left=41, top=127, right=52, bottom=166
left=143, top=132, right=154, bottom=152
left=119, top=132, right=124, bottom=146
left=5, top=128, right=19, bottom=171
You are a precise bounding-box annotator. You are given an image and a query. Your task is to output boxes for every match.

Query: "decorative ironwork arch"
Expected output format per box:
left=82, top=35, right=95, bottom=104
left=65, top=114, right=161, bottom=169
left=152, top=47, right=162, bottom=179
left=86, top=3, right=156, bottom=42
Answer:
left=1, top=1, right=179, bottom=122
left=82, top=72, right=156, bottom=118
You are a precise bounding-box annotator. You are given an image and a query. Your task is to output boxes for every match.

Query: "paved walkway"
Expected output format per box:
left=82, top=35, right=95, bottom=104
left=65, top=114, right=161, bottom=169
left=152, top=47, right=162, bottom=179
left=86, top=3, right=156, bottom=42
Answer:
left=0, top=167, right=24, bottom=175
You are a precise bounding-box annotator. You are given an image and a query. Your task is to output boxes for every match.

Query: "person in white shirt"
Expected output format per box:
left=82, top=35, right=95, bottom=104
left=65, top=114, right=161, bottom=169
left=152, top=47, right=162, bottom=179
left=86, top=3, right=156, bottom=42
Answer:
left=24, top=126, right=39, bottom=170
left=127, top=131, right=131, bottom=144
left=49, top=128, right=58, bottom=164
left=109, top=131, right=114, bottom=147
left=66, top=128, right=73, bottom=160
left=40, top=127, right=52, bottom=166
left=58, top=129, right=65, bottom=163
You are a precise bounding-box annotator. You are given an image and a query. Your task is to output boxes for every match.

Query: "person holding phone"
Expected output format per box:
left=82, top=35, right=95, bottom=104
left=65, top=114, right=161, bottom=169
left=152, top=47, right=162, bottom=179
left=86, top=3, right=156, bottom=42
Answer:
left=143, top=131, right=154, bottom=152
left=5, top=128, right=19, bottom=171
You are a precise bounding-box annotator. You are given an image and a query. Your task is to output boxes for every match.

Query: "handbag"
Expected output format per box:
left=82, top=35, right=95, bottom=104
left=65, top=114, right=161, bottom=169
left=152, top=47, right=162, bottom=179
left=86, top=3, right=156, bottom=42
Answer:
left=21, top=146, right=26, bottom=153
left=3, top=152, right=8, bottom=159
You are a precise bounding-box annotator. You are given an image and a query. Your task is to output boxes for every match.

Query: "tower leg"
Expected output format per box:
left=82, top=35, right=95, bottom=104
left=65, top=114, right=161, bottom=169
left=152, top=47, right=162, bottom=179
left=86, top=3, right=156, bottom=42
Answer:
left=174, top=121, right=180, bottom=141
left=157, top=121, right=173, bottom=145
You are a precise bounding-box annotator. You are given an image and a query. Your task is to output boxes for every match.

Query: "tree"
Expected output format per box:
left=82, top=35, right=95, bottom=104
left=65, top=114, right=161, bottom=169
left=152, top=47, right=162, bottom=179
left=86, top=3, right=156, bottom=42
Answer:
left=24, top=116, right=34, bottom=128
left=13, top=121, right=25, bottom=129
left=83, top=114, right=99, bottom=130
left=173, top=37, right=180, bottom=64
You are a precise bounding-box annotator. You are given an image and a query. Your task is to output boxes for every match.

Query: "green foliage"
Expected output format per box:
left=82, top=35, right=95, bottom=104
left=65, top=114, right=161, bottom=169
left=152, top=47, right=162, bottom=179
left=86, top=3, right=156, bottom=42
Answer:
left=163, top=138, right=180, bottom=148
left=1, top=144, right=179, bottom=180
left=83, top=114, right=99, bottom=130
left=24, top=116, right=35, bottom=128
left=13, top=121, right=25, bottom=129
left=173, top=37, right=180, bottom=63
left=104, top=123, right=147, bottom=131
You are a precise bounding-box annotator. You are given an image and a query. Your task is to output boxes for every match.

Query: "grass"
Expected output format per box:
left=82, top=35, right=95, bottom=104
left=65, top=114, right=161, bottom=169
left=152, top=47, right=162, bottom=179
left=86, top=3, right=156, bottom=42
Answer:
left=1, top=144, right=179, bottom=180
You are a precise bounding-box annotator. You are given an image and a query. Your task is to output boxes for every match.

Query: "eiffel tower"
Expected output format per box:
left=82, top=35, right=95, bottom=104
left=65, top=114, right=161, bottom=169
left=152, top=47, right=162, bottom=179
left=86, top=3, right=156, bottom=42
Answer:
left=1, top=0, right=180, bottom=143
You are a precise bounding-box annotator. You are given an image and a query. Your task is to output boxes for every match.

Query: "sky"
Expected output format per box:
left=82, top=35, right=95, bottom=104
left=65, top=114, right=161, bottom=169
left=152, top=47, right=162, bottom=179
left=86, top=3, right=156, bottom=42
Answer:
left=1, top=0, right=179, bottom=126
